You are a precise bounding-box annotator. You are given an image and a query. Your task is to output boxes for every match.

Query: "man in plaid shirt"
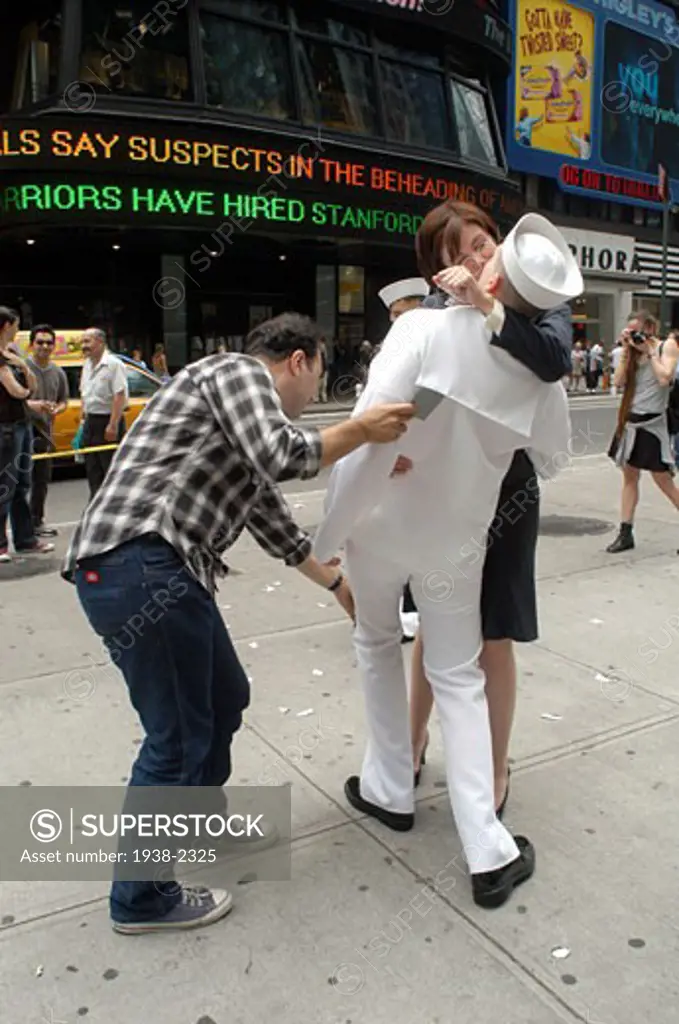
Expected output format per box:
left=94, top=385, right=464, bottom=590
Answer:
left=64, top=313, right=413, bottom=935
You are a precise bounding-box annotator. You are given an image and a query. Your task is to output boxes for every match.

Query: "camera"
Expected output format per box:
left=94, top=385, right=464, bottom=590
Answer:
left=629, top=330, right=648, bottom=345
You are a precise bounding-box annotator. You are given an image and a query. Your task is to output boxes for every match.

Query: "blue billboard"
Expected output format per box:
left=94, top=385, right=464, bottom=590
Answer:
left=506, top=0, right=679, bottom=206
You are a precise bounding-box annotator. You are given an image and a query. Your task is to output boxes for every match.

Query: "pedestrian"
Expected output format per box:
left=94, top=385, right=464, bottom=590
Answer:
left=130, top=347, right=148, bottom=370
left=378, top=278, right=429, bottom=324
left=0, top=307, right=54, bottom=562
left=606, top=311, right=679, bottom=553
left=586, top=340, right=604, bottom=391
left=152, top=342, right=170, bottom=381
left=408, top=198, right=573, bottom=813
left=26, top=324, right=69, bottom=537
left=62, top=312, right=414, bottom=934
left=79, top=327, right=128, bottom=500
left=610, top=338, right=624, bottom=396
left=570, top=341, right=586, bottom=392
left=591, top=340, right=604, bottom=389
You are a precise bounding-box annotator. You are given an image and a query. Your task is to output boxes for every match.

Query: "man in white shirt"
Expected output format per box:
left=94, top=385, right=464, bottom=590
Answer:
left=315, top=214, right=583, bottom=909
left=79, top=328, right=129, bottom=498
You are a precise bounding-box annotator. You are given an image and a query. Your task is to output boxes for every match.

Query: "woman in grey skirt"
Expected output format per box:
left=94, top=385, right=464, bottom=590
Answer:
left=606, top=311, right=679, bottom=553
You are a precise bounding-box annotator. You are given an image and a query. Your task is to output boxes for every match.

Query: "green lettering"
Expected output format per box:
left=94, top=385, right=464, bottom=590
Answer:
left=21, top=184, right=45, bottom=209
left=311, top=201, right=326, bottom=225
left=251, top=196, right=269, bottom=218
left=269, top=197, right=287, bottom=221
left=341, top=206, right=359, bottom=228
left=196, top=191, right=215, bottom=215
left=288, top=199, right=305, bottom=222
left=78, top=185, right=101, bottom=209
left=102, top=186, right=123, bottom=211
left=132, top=188, right=156, bottom=211
left=0, top=186, right=21, bottom=210
left=155, top=190, right=178, bottom=213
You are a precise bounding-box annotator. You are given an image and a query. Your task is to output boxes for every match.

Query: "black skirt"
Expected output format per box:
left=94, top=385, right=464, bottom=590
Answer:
left=404, top=456, right=540, bottom=644
left=608, top=423, right=672, bottom=473
left=480, top=470, right=540, bottom=643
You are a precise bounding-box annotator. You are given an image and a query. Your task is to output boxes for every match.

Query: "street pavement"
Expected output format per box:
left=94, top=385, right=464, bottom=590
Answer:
left=2, top=399, right=679, bottom=1024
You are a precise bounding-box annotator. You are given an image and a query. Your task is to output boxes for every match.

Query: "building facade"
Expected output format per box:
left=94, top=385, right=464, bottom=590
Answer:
left=0, top=0, right=524, bottom=368
left=504, top=0, right=679, bottom=344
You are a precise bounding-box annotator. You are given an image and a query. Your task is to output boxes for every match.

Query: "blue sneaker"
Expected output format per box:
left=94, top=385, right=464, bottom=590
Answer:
left=112, top=886, right=233, bottom=935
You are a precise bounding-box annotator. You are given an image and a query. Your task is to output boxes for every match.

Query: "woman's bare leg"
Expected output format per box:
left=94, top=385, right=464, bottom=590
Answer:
left=410, top=633, right=517, bottom=807
left=621, top=464, right=641, bottom=522
left=410, top=632, right=434, bottom=772
left=651, top=470, right=679, bottom=511
left=479, top=639, right=516, bottom=808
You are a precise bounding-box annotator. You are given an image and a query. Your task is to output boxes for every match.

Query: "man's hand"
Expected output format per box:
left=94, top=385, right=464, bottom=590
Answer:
left=104, top=423, right=118, bottom=443
left=390, top=455, right=413, bottom=476
left=332, top=576, right=355, bottom=623
left=356, top=403, right=415, bottom=443
left=432, top=266, right=495, bottom=315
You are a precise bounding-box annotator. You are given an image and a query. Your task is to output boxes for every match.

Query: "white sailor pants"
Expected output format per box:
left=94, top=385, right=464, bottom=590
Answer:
left=344, top=542, right=519, bottom=874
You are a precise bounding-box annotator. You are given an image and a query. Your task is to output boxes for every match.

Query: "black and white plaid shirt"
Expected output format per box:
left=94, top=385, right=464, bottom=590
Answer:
left=63, top=354, right=323, bottom=593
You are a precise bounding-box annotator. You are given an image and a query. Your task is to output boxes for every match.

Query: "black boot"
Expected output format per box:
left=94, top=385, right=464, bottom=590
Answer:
left=606, top=522, right=635, bottom=554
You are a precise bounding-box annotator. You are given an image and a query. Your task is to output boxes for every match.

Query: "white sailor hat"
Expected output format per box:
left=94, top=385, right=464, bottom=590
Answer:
left=378, top=277, right=430, bottom=310
left=502, top=213, right=583, bottom=309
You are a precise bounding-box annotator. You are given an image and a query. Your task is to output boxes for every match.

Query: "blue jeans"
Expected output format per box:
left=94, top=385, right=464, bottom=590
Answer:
left=0, top=421, right=36, bottom=550
left=75, top=534, right=250, bottom=923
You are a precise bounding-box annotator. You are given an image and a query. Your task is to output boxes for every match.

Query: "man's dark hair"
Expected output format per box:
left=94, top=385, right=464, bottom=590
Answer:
left=245, top=312, right=321, bottom=362
left=29, top=323, right=56, bottom=344
left=0, top=306, right=20, bottom=329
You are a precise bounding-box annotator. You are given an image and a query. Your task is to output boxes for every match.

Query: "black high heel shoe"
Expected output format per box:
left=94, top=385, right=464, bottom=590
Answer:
left=496, top=767, right=511, bottom=820
left=414, top=734, right=429, bottom=788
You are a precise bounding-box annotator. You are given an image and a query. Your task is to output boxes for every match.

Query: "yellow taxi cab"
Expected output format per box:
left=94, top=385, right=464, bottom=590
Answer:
left=16, top=329, right=163, bottom=456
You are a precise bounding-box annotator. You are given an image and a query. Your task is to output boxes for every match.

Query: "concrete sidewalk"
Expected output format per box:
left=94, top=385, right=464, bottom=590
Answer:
left=1, top=454, right=678, bottom=1023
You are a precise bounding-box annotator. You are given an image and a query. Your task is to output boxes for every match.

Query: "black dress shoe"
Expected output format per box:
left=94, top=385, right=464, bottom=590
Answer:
left=472, top=836, right=535, bottom=909
left=344, top=776, right=414, bottom=832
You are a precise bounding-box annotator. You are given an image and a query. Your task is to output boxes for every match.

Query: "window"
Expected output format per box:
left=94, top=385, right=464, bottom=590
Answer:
left=381, top=62, right=449, bottom=149
left=297, top=40, right=377, bottom=136
left=208, top=0, right=285, bottom=20
left=193, top=2, right=504, bottom=164
left=201, top=13, right=294, bottom=118
left=294, top=14, right=369, bottom=47
left=62, top=366, right=81, bottom=401
left=10, top=11, right=61, bottom=109
left=80, top=0, right=191, bottom=101
left=450, top=80, right=498, bottom=165
left=338, top=267, right=365, bottom=315
left=126, top=368, right=161, bottom=398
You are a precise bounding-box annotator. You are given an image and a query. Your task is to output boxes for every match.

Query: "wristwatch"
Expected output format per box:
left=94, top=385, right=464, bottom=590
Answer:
left=484, top=299, right=506, bottom=336
left=328, top=573, right=344, bottom=592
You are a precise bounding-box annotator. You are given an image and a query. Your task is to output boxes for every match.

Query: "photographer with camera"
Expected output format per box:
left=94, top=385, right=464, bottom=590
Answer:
left=607, top=310, right=679, bottom=553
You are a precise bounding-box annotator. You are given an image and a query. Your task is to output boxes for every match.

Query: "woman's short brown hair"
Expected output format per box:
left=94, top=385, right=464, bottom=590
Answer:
left=415, top=200, right=501, bottom=284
